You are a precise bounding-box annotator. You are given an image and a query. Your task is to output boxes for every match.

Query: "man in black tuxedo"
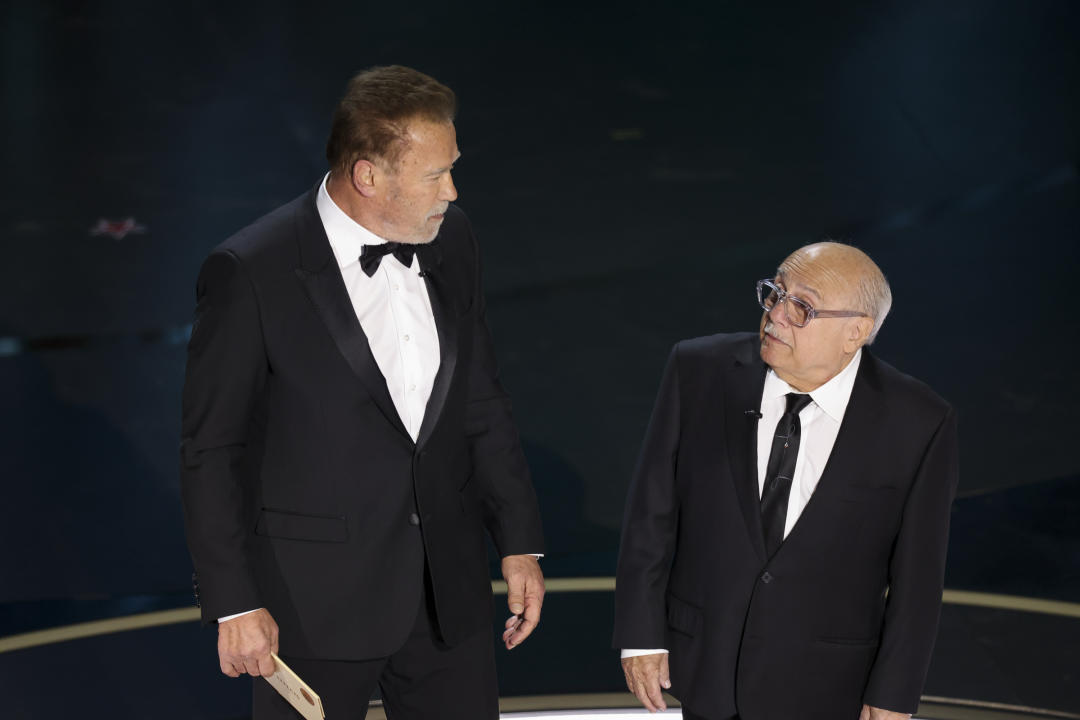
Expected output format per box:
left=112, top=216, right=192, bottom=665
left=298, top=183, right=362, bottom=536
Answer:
left=180, top=66, right=545, bottom=719
left=614, top=243, right=958, bottom=720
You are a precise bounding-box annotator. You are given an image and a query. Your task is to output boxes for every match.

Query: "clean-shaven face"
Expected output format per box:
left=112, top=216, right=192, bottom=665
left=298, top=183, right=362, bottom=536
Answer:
left=375, top=120, right=460, bottom=244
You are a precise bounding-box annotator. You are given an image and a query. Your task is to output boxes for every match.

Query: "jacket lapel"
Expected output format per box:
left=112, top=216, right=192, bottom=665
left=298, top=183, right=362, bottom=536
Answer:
left=415, top=239, right=459, bottom=448
left=723, top=338, right=769, bottom=564
left=292, top=187, right=411, bottom=441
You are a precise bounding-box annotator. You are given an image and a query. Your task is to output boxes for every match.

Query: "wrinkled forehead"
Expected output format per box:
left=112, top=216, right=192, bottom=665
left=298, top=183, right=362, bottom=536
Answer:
left=776, top=252, right=854, bottom=305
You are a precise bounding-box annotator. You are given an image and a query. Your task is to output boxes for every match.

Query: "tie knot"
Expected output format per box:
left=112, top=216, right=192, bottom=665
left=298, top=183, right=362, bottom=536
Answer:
left=785, top=392, right=813, bottom=417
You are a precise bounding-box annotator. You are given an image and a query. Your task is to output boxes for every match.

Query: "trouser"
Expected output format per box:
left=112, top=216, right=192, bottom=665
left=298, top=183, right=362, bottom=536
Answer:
left=681, top=709, right=740, bottom=720
left=253, top=573, right=497, bottom=720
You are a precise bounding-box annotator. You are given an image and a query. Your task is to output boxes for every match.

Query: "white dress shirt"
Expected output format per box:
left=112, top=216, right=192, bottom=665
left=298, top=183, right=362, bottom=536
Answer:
left=622, top=350, right=863, bottom=658
left=755, top=348, right=862, bottom=536
left=316, top=174, right=441, bottom=441
left=218, top=174, right=441, bottom=623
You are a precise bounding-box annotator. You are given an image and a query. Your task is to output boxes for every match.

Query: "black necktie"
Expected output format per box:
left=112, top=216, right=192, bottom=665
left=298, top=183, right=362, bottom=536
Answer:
left=359, top=242, right=417, bottom=277
left=760, top=392, right=814, bottom=558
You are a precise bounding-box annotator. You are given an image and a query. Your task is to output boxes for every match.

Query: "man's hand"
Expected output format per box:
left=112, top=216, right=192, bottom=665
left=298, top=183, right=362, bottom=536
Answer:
left=500, top=554, right=544, bottom=649
left=860, top=705, right=912, bottom=720
left=217, top=608, right=279, bottom=678
left=622, top=653, right=671, bottom=712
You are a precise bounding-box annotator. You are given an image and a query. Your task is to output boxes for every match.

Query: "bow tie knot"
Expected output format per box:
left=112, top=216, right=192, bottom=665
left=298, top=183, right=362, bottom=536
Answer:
left=360, top=242, right=417, bottom=277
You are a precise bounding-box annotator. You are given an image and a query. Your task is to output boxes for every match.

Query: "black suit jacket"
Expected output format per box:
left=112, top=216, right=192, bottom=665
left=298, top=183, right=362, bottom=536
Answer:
left=614, top=333, right=958, bottom=719
left=180, top=185, right=544, bottom=660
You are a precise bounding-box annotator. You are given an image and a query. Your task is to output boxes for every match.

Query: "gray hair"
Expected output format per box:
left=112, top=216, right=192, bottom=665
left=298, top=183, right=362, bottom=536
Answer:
left=854, top=262, right=892, bottom=344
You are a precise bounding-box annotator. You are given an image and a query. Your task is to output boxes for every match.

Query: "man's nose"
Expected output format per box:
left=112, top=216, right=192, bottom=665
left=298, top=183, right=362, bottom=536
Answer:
left=768, top=299, right=789, bottom=326
left=441, top=173, right=458, bottom=202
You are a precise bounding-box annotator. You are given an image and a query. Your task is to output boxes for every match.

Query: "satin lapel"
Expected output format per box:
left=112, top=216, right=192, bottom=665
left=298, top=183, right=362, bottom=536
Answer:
left=778, top=350, right=884, bottom=550
left=723, top=339, right=769, bottom=564
left=292, top=188, right=411, bottom=440
left=415, top=241, right=458, bottom=448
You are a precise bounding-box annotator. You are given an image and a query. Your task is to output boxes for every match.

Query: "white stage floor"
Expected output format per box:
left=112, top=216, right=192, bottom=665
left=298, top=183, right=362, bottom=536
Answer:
left=503, top=713, right=927, bottom=719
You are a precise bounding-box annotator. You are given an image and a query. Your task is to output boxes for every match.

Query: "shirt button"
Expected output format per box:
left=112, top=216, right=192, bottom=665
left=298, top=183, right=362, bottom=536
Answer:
left=394, top=284, right=400, bottom=291
left=409, top=384, right=416, bottom=392
left=403, top=334, right=410, bottom=342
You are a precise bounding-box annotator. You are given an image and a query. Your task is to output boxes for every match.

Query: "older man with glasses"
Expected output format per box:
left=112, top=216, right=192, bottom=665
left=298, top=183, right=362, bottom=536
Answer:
left=614, top=242, right=959, bottom=720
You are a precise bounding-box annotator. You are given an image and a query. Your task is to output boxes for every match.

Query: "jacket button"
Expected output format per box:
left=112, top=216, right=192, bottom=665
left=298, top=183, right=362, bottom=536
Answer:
left=761, top=571, right=773, bottom=584
left=409, top=513, right=421, bottom=526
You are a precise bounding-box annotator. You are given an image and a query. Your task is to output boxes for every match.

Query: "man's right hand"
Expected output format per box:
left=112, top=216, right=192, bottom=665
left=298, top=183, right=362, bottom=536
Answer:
left=217, top=608, right=279, bottom=678
left=621, top=652, right=671, bottom=712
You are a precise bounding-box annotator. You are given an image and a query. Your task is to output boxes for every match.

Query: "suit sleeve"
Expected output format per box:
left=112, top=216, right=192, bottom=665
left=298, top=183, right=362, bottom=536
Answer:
left=179, top=249, right=267, bottom=623
left=612, top=345, right=682, bottom=649
left=863, top=405, right=960, bottom=712
left=461, top=226, right=545, bottom=558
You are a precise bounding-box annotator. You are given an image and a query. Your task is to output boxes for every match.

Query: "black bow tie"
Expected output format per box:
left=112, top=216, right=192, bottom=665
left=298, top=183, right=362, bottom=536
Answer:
left=359, top=242, right=417, bottom=277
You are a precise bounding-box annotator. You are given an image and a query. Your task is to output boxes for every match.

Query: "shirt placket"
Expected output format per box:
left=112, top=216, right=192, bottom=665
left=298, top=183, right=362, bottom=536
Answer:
left=383, top=261, right=417, bottom=438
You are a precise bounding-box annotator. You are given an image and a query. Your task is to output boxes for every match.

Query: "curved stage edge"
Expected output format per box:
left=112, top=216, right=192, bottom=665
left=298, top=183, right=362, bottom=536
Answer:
left=1, top=581, right=1078, bottom=654
left=2, top=581, right=1078, bottom=719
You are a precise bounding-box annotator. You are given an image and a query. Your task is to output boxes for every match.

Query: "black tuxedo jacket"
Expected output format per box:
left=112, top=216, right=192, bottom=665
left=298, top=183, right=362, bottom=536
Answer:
left=614, top=333, right=958, bottom=719
left=180, top=185, right=544, bottom=660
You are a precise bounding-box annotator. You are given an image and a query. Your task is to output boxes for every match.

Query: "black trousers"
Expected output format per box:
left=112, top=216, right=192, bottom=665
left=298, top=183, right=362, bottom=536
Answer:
left=681, top=709, right=739, bottom=720
left=252, top=575, right=497, bottom=720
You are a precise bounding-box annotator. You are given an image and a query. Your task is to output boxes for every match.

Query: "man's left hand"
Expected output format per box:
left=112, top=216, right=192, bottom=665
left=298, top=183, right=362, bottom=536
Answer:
left=860, top=705, right=912, bottom=720
left=500, top=554, right=544, bottom=649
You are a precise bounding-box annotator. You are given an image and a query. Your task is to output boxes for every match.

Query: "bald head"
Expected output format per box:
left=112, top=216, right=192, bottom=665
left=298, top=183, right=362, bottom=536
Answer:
left=778, top=242, right=892, bottom=343
left=759, top=242, right=891, bottom=391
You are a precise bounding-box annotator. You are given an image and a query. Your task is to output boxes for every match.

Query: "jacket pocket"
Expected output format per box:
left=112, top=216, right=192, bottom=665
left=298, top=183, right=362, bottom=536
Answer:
left=666, top=592, right=703, bottom=637
left=254, top=508, right=348, bottom=542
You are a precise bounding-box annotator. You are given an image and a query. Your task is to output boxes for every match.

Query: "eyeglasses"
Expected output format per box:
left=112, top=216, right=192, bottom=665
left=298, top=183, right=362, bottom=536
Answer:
left=756, top=279, right=869, bottom=328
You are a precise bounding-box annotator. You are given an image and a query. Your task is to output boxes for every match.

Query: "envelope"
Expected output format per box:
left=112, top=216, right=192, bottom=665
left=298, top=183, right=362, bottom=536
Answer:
left=264, top=652, right=325, bottom=720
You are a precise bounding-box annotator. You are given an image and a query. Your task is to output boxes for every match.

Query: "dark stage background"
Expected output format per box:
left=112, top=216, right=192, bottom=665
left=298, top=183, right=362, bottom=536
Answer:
left=1, top=0, right=1078, bottom=717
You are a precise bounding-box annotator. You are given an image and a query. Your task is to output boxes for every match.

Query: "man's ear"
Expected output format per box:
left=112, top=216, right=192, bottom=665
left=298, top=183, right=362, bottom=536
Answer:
left=845, top=316, right=874, bottom=351
left=351, top=159, right=378, bottom=198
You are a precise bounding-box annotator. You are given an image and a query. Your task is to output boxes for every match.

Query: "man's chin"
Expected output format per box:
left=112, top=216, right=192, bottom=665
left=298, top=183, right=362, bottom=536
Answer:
left=416, top=218, right=446, bottom=244
left=760, top=335, right=788, bottom=364
left=400, top=231, right=440, bottom=245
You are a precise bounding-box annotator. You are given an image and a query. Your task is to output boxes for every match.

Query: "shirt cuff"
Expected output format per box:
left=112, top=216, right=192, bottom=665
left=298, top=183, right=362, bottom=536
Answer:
left=218, top=608, right=261, bottom=623
left=621, top=648, right=669, bottom=658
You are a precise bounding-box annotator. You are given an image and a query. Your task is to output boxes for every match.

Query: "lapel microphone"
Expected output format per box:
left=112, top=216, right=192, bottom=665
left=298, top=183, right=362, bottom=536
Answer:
left=744, top=410, right=763, bottom=419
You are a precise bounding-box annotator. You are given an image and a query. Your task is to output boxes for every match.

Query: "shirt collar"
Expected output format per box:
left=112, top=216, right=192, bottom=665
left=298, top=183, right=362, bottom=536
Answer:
left=762, top=348, right=863, bottom=423
left=315, top=173, right=390, bottom=270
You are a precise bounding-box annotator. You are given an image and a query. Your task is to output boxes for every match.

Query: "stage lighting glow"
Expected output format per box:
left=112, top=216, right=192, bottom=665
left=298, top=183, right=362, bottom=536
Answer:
left=501, top=713, right=925, bottom=720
